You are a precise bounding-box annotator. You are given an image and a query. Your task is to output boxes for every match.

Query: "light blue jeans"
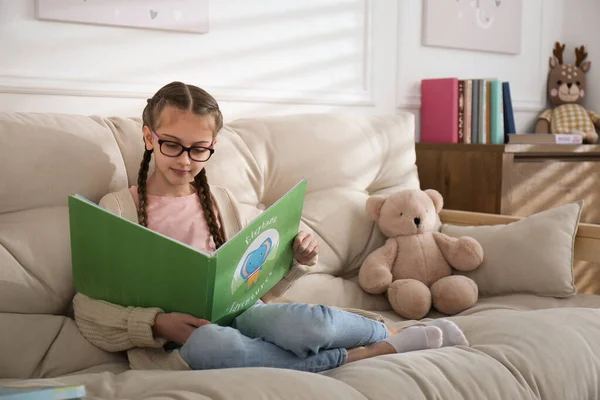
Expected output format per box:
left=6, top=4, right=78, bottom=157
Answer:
left=179, top=302, right=388, bottom=373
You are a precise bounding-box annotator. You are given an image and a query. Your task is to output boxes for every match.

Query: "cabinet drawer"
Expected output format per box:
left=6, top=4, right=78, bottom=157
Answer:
left=505, top=158, right=600, bottom=224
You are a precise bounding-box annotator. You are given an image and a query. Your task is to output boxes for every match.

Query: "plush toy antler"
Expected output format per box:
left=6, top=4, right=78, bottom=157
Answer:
left=553, top=41, right=565, bottom=64
left=575, top=45, right=588, bottom=67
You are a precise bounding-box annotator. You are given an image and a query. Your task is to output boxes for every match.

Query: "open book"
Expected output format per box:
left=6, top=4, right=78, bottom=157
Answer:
left=68, top=179, right=307, bottom=326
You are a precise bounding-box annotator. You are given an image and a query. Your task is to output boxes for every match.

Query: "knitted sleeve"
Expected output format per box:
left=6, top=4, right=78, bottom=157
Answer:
left=72, top=292, right=165, bottom=352
left=588, top=110, right=600, bottom=124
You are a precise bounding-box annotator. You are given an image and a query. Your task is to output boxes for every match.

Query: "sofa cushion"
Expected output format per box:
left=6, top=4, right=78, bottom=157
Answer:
left=0, top=208, right=73, bottom=314
left=0, top=313, right=127, bottom=379
left=0, top=116, right=129, bottom=213
left=281, top=274, right=393, bottom=312
left=441, top=201, right=582, bottom=298
left=0, top=114, right=134, bottom=314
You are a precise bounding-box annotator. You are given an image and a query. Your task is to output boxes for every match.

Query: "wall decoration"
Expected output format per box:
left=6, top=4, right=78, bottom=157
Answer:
left=35, top=0, right=209, bottom=34
left=422, top=0, right=522, bottom=54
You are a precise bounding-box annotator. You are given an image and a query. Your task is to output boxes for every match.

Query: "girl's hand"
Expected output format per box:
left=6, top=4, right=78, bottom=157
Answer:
left=293, top=230, right=320, bottom=266
left=153, top=312, right=210, bottom=346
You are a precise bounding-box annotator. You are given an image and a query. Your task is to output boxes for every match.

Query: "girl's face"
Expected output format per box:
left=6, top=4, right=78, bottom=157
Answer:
left=142, top=105, right=216, bottom=190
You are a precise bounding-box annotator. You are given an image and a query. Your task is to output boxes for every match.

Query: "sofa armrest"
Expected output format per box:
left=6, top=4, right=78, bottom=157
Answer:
left=439, top=209, right=600, bottom=264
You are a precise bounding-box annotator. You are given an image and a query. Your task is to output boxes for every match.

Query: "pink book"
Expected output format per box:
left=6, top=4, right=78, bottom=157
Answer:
left=420, top=78, right=459, bottom=143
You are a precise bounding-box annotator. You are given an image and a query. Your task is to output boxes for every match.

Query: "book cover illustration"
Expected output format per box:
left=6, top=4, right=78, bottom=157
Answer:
left=69, top=179, right=307, bottom=325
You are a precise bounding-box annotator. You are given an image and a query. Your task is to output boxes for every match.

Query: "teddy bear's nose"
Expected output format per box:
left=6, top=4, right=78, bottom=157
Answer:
left=414, top=217, right=421, bottom=226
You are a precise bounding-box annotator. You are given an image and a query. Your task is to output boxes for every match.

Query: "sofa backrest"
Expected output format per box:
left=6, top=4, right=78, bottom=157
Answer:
left=0, top=111, right=419, bottom=315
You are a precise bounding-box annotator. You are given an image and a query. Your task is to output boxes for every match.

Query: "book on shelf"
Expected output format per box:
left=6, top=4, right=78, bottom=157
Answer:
left=419, top=77, right=515, bottom=145
left=463, top=80, right=473, bottom=144
left=489, top=80, right=504, bottom=144
left=420, top=77, right=459, bottom=143
left=502, top=82, right=516, bottom=140
left=507, top=133, right=583, bottom=144
left=68, top=179, right=307, bottom=326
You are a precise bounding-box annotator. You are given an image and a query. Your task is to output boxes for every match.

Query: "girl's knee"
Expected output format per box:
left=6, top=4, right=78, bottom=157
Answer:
left=235, top=303, right=340, bottom=357
left=269, top=303, right=336, bottom=327
left=180, top=325, right=246, bottom=369
left=238, top=303, right=336, bottom=337
left=271, top=304, right=339, bottom=356
left=299, top=305, right=337, bottom=346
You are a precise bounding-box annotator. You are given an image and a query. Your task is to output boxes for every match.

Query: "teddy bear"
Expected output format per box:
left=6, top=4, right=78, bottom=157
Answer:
left=535, top=42, right=599, bottom=144
left=358, top=188, right=484, bottom=320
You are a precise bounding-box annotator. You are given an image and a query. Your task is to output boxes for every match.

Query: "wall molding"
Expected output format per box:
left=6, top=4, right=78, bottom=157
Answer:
left=0, top=75, right=374, bottom=106
left=0, top=1, right=375, bottom=107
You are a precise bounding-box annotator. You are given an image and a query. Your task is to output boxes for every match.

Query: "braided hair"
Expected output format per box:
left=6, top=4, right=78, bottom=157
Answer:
left=195, top=169, right=225, bottom=248
left=137, top=81, right=225, bottom=248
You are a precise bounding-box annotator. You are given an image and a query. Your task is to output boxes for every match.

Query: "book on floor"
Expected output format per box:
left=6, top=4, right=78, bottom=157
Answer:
left=68, top=179, right=307, bottom=326
left=0, top=385, right=85, bottom=400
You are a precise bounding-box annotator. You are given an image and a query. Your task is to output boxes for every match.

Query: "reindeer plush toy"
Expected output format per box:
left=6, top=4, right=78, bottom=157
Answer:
left=535, top=42, right=599, bottom=144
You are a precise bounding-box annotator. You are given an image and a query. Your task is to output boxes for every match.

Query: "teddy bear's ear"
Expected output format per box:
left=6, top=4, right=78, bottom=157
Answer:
left=365, top=195, right=387, bottom=220
left=425, top=189, right=444, bottom=213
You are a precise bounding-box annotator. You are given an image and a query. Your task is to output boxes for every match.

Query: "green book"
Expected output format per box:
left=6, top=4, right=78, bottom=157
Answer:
left=489, top=80, right=504, bottom=144
left=68, top=179, right=307, bottom=326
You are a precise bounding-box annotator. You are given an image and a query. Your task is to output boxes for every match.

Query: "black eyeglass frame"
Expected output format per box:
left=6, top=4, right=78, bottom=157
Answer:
left=151, top=130, right=215, bottom=162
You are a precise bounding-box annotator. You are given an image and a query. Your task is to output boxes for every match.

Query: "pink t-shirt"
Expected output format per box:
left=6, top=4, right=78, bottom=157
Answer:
left=129, top=186, right=217, bottom=253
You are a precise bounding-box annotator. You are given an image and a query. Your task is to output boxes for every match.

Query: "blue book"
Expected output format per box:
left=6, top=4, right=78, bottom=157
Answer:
left=0, top=385, right=85, bottom=400
left=502, top=81, right=516, bottom=142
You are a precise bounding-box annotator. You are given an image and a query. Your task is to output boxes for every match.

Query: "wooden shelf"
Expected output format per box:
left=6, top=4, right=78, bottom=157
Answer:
left=416, top=142, right=600, bottom=155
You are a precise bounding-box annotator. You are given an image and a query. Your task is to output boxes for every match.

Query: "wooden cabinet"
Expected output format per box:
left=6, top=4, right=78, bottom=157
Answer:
left=416, top=143, right=600, bottom=294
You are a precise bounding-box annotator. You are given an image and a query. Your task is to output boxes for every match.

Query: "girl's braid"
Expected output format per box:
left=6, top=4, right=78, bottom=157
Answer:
left=195, top=168, right=225, bottom=249
left=136, top=149, right=153, bottom=227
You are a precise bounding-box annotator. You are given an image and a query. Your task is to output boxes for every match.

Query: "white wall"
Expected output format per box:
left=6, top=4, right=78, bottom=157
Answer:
left=0, top=0, right=575, bottom=137
left=561, top=0, right=600, bottom=116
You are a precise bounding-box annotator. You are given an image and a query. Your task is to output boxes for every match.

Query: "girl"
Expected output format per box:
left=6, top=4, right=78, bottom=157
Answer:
left=72, top=81, right=469, bottom=372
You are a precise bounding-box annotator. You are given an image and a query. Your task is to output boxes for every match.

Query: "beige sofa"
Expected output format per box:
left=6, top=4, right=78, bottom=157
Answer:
left=1, top=111, right=600, bottom=399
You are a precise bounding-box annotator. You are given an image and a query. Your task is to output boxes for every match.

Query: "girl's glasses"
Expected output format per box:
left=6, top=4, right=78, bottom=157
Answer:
left=152, top=131, right=214, bottom=162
